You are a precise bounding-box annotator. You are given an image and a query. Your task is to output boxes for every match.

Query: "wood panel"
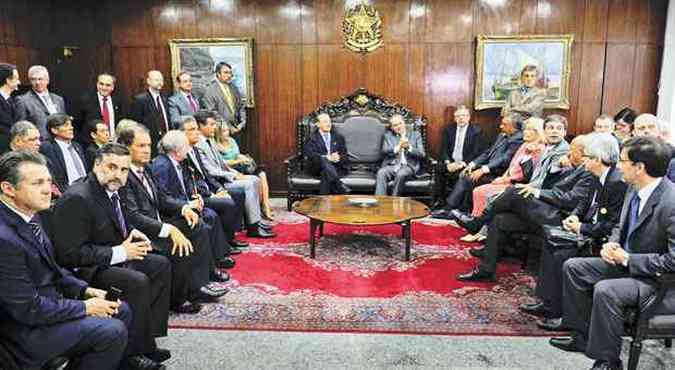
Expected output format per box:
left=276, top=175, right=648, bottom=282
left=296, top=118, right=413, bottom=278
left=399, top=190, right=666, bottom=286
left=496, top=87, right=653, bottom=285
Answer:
left=425, top=0, right=473, bottom=42
left=606, top=0, right=641, bottom=43
left=574, top=43, right=606, bottom=133
left=602, top=43, right=637, bottom=116
left=631, top=45, right=661, bottom=113
left=581, top=0, right=609, bottom=42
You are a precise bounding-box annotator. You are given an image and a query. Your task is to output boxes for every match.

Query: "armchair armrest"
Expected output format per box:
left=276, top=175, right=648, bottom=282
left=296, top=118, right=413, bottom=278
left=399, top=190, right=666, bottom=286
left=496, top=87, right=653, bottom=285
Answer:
left=284, top=153, right=304, bottom=177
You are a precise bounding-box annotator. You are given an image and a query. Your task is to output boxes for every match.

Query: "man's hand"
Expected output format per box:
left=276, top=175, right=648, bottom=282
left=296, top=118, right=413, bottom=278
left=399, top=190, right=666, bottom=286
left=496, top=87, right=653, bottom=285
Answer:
left=516, top=184, right=538, bottom=198
left=181, top=206, right=199, bottom=229
left=400, top=137, right=410, bottom=150
left=606, top=243, right=629, bottom=265
left=122, top=233, right=152, bottom=261
left=84, top=298, right=120, bottom=318
left=446, top=162, right=465, bottom=173
left=189, top=195, right=204, bottom=211
left=461, top=163, right=475, bottom=177
left=328, top=152, right=340, bottom=162
left=230, top=125, right=241, bottom=134
left=469, top=168, right=486, bottom=182
left=214, top=189, right=231, bottom=198
left=562, top=215, right=581, bottom=234
left=129, top=229, right=150, bottom=243
left=600, top=242, right=622, bottom=265
left=559, top=155, right=571, bottom=168
left=84, top=287, right=107, bottom=299
left=168, top=226, right=193, bottom=257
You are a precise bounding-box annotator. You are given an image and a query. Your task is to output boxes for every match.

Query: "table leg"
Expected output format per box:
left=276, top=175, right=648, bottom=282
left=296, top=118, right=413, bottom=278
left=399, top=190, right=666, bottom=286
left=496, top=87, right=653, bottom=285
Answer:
left=403, top=221, right=411, bottom=261
left=319, top=222, right=324, bottom=237
left=309, top=219, right=318, bottom=258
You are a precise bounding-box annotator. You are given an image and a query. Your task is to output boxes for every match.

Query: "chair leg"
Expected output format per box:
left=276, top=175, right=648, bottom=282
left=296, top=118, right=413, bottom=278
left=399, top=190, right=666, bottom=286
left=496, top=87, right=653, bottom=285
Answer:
left=665, top=338, right=672, bottom=348
left=627, top=339, right=642, bottom=370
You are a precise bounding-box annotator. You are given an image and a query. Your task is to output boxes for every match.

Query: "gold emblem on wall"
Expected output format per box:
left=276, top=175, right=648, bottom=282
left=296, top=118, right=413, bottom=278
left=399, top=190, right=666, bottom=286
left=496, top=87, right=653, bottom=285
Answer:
left=342, top=3, right=383, bottom=54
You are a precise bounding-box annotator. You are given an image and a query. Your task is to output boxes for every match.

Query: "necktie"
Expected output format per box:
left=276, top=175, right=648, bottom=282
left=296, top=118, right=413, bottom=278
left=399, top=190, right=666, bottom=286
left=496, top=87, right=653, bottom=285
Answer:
left=101, top=96, right=111, bottom=127
left=110, top=193, right=128, bottom=238
left=624, top=192, right=641, bottom=252
left=68, top=145, right=86, bottom=179
left=175, top=164, right=188, bottom=196
left=29, top=217, right=49, bottom=254
left=187, top=94, right=198, bottom=112
left=155, top=95, right=168, bottom=131
left=452, top=127, right=464, bottom=162
left=322, top=134, right=330, bottom=153
left=137, top=169, right=154, bottom=199
left=41, top=94, right=56, bottom=114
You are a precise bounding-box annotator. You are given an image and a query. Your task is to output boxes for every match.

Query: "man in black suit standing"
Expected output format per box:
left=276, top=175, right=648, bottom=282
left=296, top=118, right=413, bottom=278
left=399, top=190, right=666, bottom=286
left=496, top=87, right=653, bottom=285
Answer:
left=303, top=113, right=350, bottom=195
left=0, top=150, right=129, bottom=370
left=130, top=70, right=171, bottom=156
left=77, top=73, right=123, bottom=145
left=433, top=105, right=484, bottom=208
left=50, top=143, right=171, bottom=370
left=39, top=114, right=89, bottom=194
left=550, top=137, right=675, bottom=370
left=0, top=63, right=20, bottom=153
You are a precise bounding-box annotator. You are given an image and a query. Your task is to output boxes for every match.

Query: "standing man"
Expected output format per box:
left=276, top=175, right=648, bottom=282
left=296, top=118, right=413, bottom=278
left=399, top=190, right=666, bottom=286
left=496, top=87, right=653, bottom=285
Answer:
left=501, top=64, right=547, bottom=119
left=375, top=114, right=426, bottom=196
left=39, top=114, right=89, bottom=194
left=0, top=150, right=129, bottom=370
left=167, top=72, right=200, bottom=127
left=551, top=137, right=675, bottom=370
left=50, top=143, right=172, bottom=370
left=0, top=63, right=20, bottom=153
left=77, top=73, right=124, bottom=145
left=130, top=70, right=171, bottom=156
left=15, top=65, right=66, bottom=139
left=434, top=105, right=485, bottom=208
left=201, top=62, right=247, bottom=135
left=303, top=113, right=351, bottom=195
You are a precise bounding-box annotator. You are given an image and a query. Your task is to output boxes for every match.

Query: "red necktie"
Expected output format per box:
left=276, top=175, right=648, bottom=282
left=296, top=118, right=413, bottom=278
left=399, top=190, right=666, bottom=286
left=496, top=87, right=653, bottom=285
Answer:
left=101, top=96, right=110, bottom=127
left=156, top=95, right=168, bottom=131
left=187, top=94, right=198, bottom=112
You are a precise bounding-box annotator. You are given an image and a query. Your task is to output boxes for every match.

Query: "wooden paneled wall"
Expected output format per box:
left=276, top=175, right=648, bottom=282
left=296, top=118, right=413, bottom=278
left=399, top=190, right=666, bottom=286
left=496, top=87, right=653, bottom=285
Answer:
left=0, top=0, right=668, bottom=192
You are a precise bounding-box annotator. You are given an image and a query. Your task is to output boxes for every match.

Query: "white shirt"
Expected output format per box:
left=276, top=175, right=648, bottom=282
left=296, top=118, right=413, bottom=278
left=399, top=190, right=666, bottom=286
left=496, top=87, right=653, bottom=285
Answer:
left=97, top=92, right=116, bottom=138
left=452, top=125, right=467, bottom=162
left=636, top=177, right=663, bottom=215
left=1, top=200, right=33, bottom=223
left=54, top=139, right=86, bottom=185
left=0, top=89, right=10, bottom=101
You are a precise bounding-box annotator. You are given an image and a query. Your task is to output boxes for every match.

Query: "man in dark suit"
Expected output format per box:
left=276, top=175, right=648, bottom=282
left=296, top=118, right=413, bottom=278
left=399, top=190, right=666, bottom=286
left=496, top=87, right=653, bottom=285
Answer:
left=303, top=113, right=351, bottom=195
left=522, top=133, right=627, bottom=331
left=50, top=143, right=171, bottom=370
left=434, top=105, right=485, bottom=208
left=550, top=136, right=675, bottom=370
left=0, top=150, right=129, bottom=370
left=130, top=70, right=172, bottom=156
left=375, top=114, right=426, bottom=196
left=0, top=63, right=20, bottom=153
left=77, top=73, right=123, bottom=145
left=201, top=62, right=247, bottom=135
left=432, top=113, right=524, bottom=217
left=118, top=125, right=226, bottom=314
left=456, top=135, right=595, bottom=282
left=84, top=119, right=110, bottom=168
left=39, top=114, right=89, bottom=194
left=15, top=65, right=66, bottom=139
left=167, top=72, right=200, bottom=127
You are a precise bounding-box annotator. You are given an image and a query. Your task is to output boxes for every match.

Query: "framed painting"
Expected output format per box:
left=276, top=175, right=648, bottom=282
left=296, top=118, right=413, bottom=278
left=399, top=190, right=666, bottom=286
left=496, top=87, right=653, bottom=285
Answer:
left=169, top=38, right=255, bottom=107
left=474, top=34, right=574, bottom=111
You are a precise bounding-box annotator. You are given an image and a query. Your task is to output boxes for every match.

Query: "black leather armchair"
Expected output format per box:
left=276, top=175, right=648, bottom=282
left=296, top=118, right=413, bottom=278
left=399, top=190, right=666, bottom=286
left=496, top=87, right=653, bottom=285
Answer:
left=285, top=88, right=437, bottom=210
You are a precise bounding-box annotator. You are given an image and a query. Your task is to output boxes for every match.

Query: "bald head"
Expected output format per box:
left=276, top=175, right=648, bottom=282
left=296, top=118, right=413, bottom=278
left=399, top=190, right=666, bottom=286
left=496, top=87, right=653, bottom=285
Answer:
left=146, top=70, right=164, bottom=91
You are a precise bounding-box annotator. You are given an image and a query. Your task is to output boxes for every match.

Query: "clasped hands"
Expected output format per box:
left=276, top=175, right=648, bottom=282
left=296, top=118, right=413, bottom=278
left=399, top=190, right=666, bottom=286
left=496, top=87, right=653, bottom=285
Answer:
left=600, top=242, right=629, bottom=266
left=326, top=152, right=341, bottom=163
left=83, top=287, right=120, bottom=318
left=461, top=163, right=488, bottom=182
left=562, top=215, right=582, bottom=234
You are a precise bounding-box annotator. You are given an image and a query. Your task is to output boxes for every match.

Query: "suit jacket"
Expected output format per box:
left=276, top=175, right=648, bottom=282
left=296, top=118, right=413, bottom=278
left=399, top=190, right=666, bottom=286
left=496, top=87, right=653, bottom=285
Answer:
left=15, top=90, right=66, bottom=138
left=380, top=129, right=426, bottom=175
left=167, top=91, right=199, bottom=127
left=570, top=165, right=627, bottom=242
left=84, top=142, right=101, bottom=169
left=501, top=86, right=547, bottom=118
left=201, top=80, right=247, bottom=131
left=538, top=165, right=595, bottom=215
left=439, top=123, right=484, bottom=163
left=471, top=131, right=524, bottom=175
left=49, top=173, right=131, bottom=283
left=39, top=138, right=89, bottom=194
left=148, top=154, right=199, bottom=202
left=303, top=129, right=349, bottom=170
left=194, top=137, right=236, bottom=183
left=0, top=94, right=17, bottom=152
left=76, top=90, right=124, bottom=144
left=0, top=203, right=87, bottom=365
left=130, top=90, right=172, bottom=153
left=610, top=178, right=675, bottom=277
left=185, top=147, right=223, bottom=196
left=528, top=140, right=570, bottom=187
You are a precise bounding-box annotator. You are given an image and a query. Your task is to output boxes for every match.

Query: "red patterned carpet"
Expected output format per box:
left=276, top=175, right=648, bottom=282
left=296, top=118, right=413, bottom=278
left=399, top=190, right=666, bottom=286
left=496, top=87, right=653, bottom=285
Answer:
left=168, top=208, right=552, bottom=336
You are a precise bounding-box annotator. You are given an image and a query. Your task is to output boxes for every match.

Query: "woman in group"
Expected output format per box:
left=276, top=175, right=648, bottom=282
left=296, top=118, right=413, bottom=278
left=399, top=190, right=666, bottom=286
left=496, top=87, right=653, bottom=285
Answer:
left=613, top=107, right=637, bottom=143
left=461, top=117, right=546, bottom=242
left=214, top=121, right=274, bottom=219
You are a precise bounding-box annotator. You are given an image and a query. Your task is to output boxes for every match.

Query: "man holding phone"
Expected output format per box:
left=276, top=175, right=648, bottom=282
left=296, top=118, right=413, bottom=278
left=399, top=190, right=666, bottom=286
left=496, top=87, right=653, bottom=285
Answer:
left=50, top=143, right=171, bottom=370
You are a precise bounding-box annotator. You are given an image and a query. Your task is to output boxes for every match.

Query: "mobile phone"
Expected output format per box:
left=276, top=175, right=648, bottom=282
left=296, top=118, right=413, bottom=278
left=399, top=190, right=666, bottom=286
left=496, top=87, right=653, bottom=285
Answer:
left=105, top=287, right=123, bottom=302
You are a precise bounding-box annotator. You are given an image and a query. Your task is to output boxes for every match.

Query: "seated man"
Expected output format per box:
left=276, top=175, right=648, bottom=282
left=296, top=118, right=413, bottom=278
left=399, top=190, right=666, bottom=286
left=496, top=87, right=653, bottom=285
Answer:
left=522, top=133, right=626, bottom=331
left=432, top=113, right=523, bottom=217
left=190, top=111, right=275, bottom=237
left=302, top=112, right=350, bottom=194
left=9, top=120, right=41, bottom=152
left=39, top=114, right=89, bottom=194
left=84, top=119, right=110, bottom=168
left=0, top=150, right=129, bottom=370
left=434, top=105, right=485, bottom=208
left=551, top=137, right=675, bottom=370
left=525, top=114, right=569, bottom=189
left=118, top=125, right=227, bottom=314
left=456, top=135, right=595, bottom=282
left=375, top=114, right=426, bottom=196
left=50, top=143, right=172, bottom=370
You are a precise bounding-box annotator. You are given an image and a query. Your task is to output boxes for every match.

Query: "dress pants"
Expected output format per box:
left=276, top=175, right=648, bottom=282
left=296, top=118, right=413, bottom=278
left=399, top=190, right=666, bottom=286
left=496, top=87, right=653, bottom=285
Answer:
left=306, top=156, right=346, bottom=194
left=224, top=175, right=262, bottom=225
left=375, top=165, right=413, bottom=196
left=90, top=254, right=171, bottom=356
left=433, top=163, right=461, bottom=204
left=536, top=244, right=580, bottom=317
left=562, top=257, right=659, bottom=362
left=479, top=212, right=534, bottom=274
left=445, top=173, right=496, bottom=212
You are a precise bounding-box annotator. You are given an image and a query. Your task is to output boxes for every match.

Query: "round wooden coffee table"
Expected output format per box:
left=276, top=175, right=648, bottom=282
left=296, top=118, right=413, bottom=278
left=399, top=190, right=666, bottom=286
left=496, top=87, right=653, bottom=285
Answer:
left=293, top=195, right=430, bottom=261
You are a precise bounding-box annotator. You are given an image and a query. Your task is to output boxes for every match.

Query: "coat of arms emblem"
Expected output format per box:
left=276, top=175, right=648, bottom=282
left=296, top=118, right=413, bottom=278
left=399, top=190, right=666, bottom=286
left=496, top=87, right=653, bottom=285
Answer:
left=342, top=3, right=383, bottom=54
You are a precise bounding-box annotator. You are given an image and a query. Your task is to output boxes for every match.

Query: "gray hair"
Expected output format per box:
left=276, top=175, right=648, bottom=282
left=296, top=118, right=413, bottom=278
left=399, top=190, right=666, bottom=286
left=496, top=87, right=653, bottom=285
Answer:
left=27, top=65, right=49, bottom=79
left=571, top=134, right=590, bottom=148
left=524, top=117, right=544, bottom=131
left=544, top=114, right=569, bottom=131
left=9, top=121, right=38, bottom=143
left=585, top=132, right=620, bottom=166
left=115, top=119, right=140, bottom=138
left=504, top=112, right=523, bottom=130
left=158, top=130, right=189, bottom=155
left=634, top=113, right=671, bottom=138
left=178, top=115, right=196, bottom=131
left=595, top=114, right=615, bottom=130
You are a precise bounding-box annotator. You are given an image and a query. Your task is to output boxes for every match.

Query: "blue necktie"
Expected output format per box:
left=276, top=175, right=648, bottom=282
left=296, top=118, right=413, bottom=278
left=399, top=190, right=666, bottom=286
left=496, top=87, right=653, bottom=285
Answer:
left=110, top=193, right=128, bottom=238
left=322, top=134, right=330, bottom=153
left=625, top=192, right=641, bottom=252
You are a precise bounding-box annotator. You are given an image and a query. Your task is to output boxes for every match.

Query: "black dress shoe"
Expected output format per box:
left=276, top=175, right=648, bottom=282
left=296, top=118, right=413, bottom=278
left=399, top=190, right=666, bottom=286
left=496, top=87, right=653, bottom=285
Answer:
left=430, top=209, right=452, bottom=220
left=590, top=360, right=623, bottom=370
left=451, top=210, right=484, bottom=234
left=146, top=348, right=171, bottom=363
left=468, top=247, right=485, bottom=258
left=337, top=182, right=351, bottom=194
left=123, top=355, right=165, bottom=370
left=456, top=268, right=495, bottom=282
left=259, top=221, right=274, bottom=230
left=519, top=301, right=549, bottom=317
left=247, top=227, right=276, bottom=238
left=193, top=286, right=228, bottom=303
left=218, top=257, right=236, bottom=269
left=171, top=301, right=202, bottom=314
left=228, top=247, right=242, bottom=255
left=231, top=239, right=249, bottom=249
left=537, top=317, right=568, bottom=331
left=210, top=270, right=230, bottom=282
left=549, top=336, right=585, bottom=353
left=430, top=201, right=446, bottom=211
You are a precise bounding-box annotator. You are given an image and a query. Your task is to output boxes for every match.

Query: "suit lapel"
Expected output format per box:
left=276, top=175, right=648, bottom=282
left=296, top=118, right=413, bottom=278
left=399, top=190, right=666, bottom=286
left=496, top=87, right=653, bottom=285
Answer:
left=129, top=170, right=156, bottom=205
left=1, top=204, right=61, bottom=273
left=90, top=177, right=126, bottom=237
left=631, top=180, right=664, bottom=236
left=30, top=90, right=50, bottom=114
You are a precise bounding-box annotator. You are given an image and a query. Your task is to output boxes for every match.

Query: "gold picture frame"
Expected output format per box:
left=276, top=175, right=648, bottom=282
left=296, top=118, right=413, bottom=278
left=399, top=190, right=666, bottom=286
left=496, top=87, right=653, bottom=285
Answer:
left=169, top=38, right=255, bottom=108
left=474, top=34, right=574, bottom=111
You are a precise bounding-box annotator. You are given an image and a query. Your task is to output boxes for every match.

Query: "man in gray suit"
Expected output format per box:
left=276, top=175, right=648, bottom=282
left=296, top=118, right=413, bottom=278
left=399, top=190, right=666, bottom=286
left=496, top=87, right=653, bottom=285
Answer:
left=15, top=65, right=66, bottom=138
left=527, top=114, right=569, bottom=188
left=375, top=114, right=426, bottom=196
left=167, top=72, right=199, bottom=127
left=550, top=136, right=675, bottom=370
left=501, top=64, right=547, bottom=119
left=201, top=62, right=246, bottom=134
